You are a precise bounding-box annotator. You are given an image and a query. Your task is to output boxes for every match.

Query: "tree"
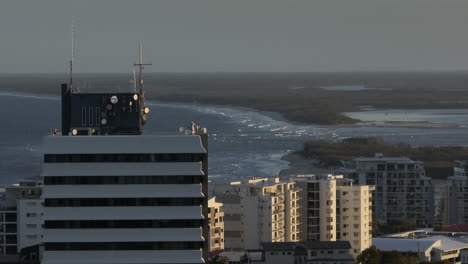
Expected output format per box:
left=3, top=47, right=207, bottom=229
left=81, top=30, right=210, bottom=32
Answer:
left=357, top=246, right=381, bottom=264
left=434, top=200, right=446, bottom=227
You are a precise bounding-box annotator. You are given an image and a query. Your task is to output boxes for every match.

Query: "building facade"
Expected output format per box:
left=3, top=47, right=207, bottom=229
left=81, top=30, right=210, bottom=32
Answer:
left=0, top=180, right=43, bottom=263
left=342, top=154, right=434, bottom=227
left=241, top=241, right=354, bottom=264
left=373, top=230, right=468, bottom=263
left=40, top=134, right=209, bottom=264
left=214, top=178, right=300, bottom=253
left=447, top=176, right=468, bottom=225
left=208, top=197, right=224, bottom=252
left=294, top=174, right=373, bottom=258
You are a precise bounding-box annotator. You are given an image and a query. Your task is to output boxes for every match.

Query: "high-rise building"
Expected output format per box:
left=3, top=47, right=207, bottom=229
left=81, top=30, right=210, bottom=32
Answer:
left=447, top=175, right=468, bottom=225
left=208, top=197, right=224, bottom=252
left=0, top=180, right=43, bottom=262
left=293, top=174, right=373, bottom=258
left=213, top=178, right=300, bottom=252
left=342, top=154, right=434, bottom=227
left=41, top=58, right=209, bottom=263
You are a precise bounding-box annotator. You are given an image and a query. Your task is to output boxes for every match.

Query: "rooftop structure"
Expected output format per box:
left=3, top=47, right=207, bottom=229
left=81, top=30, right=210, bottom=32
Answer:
left=241, top=241, right=354, bottom=264
left=373, top=230, right=468, bottom=263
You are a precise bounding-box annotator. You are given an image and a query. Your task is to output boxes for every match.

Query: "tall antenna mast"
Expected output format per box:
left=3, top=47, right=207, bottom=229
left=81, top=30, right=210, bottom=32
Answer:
left=133, top=41, right=152, bottom=96
left=69, top=20, right=75, bottom=92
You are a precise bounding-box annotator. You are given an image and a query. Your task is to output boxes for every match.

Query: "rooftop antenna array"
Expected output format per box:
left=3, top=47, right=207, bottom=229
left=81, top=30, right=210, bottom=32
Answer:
left=69, top=20, right=75, bottom=92
left=133, top=41, right=152, bottom=97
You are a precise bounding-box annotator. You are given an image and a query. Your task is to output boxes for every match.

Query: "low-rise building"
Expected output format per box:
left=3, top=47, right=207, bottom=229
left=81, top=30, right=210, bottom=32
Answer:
left=373, top=230, right=468, bottom=263
left=241, top=241, right=354, bottom=264
left=342, top=153, right=434, bottom=227
left=208, top=197, right=225, bottom=252
left=0, top=180, right=42, bottom=263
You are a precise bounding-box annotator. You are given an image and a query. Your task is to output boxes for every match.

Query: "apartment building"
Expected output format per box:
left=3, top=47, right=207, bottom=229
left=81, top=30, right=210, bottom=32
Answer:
left=0, top=180, right=43, bottom=263
left=208, top=197, right=224, bottom=252
left=293, top=174, right=373, bottom=258
left=447, top=176, right=468, bottom=224
left=214, top=178, right=300, bottom=253
left=342, top=153, right=434, bottom=227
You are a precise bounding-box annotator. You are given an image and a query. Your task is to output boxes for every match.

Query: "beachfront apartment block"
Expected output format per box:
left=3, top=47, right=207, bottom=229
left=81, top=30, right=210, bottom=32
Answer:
left=0, top=180, right=43, bottom=263
left=208, top=197, right=224, bottom=252
left=447, top=175, right=468, bottom=225
left=213, top=177, right=300, bottom=252
left=342, top=153, right=434, bottom=227
left=293, top=174, right=373, bottom=258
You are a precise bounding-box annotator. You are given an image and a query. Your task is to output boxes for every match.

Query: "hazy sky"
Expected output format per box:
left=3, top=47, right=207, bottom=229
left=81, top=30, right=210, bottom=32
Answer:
left=1, top=0, right=467, bottom=73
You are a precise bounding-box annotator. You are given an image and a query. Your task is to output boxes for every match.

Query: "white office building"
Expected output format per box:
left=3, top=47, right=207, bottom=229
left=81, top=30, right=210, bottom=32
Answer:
left=41, top=135, right=209, bottom=264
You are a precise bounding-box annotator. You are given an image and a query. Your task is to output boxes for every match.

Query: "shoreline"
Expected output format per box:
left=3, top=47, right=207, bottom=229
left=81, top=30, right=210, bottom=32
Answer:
left=278, top=151, right=333, bottom=177
left=0, top=90, right=465, bottom=129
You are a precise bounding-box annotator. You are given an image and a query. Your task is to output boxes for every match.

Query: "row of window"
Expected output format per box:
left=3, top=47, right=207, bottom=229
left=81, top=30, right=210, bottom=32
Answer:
left=44, top=220, right=204, bottom=229
left=81, top=107, right=101, bottom=127
left=44, top=175, right=203, bottom=185
left=44, top=153, right=205, bottom=163
left=44, top=198, right=203, bottom=207
left=44, top=242, right=204, bottom=251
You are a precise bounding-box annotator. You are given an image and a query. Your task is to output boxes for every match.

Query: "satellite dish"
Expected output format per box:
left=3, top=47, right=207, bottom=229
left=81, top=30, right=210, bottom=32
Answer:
left=101, top=118, right=107, bottom=125
left=179, top=127, right=185, bottom=133
left=144, top=107, right=150, bottom=114
left=72, top=129, right=78, bottom=136
left=133, top=94, right=139, bottom=101
left=106, top=104, right=112, bottom=110
left=110, top=96, right=118, bottom=104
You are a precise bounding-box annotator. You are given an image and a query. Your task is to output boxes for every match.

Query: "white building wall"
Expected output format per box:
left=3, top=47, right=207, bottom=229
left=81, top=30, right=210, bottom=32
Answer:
left=17, top=199, right=43, bottom=252
left=243, top=196, right=261, bottom=250
left=319, top=180, right=336, bottom=241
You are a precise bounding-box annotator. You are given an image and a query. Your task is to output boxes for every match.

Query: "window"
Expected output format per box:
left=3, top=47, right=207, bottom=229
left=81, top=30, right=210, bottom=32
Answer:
left=95, top=107, right=100, bottom=126
left=26, top=213, right=37, bottom=217
left=81, top=107, right=87, bottom=126
left=26, top=224, right=37, bottom=228
left=89, top=107, right=94, bottom=126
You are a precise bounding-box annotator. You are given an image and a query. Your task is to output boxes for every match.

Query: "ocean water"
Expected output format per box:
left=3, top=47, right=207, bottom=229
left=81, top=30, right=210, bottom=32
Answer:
left=2, top=91, right=468, bottom=186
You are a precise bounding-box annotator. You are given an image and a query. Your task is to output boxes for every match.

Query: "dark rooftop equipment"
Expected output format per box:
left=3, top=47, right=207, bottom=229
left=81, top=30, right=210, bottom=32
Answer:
left=61, top=87, right=148, bottom=135
left=60, top=34, right=151, bottom=136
